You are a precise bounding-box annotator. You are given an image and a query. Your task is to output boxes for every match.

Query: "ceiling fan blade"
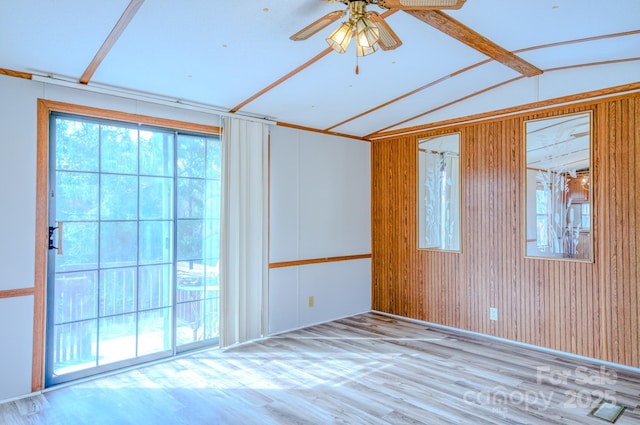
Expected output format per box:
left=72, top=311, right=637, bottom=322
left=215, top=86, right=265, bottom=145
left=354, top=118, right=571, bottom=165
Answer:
left=406, top=10, right=543, bottom=77
left=378, top=0, right=466, bottom=10
left=366, top=12, right=402, bottom=51
left=290, top=10, right=346, bottom=41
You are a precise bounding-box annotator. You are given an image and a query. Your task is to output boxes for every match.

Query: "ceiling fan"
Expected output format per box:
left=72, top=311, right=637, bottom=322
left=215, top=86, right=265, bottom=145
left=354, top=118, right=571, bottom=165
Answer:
left=291, top=0, right=542, bottom=77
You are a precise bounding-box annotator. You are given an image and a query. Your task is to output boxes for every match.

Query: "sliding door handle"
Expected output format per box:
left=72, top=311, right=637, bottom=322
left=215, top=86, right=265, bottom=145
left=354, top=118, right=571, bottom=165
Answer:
left=48, top=222, right=63, bottom=255
left=57, top=221, right=63, bottom=255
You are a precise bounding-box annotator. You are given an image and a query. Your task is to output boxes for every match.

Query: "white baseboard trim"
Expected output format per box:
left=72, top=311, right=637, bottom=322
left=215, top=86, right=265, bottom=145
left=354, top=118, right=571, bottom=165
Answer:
left=0, top=390, right=43, bottom=407
left=266, top=309, right=372, bottom=338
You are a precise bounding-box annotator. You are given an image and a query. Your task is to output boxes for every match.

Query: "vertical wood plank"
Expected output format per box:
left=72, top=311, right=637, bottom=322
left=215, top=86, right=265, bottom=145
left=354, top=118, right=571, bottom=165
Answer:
left=371, top=92, right=640, bottom=368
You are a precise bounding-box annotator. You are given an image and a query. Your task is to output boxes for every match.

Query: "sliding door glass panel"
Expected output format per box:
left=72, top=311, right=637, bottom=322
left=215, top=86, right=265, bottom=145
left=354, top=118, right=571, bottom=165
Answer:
left=98, top=313, right=137, bottom=365
left=203, top=139, right=221, bottom=342
left=101, top=125, right=138, bottom=174
left=138, top=308, right=172, bottom=356
left=176, top=134, right=221, bottom=350
left=55, top=172, right=99, bottom=221
left=137, top=129, right=175, bottom=360
left=101, top=174, right=138, bottom=220
left=55, top=120, right=99, bottom=171
left=50, top=118, right=101, bottom=378
left=52, top=320, right=97, bottom=375
left=47, top=114, right=220, bottom=386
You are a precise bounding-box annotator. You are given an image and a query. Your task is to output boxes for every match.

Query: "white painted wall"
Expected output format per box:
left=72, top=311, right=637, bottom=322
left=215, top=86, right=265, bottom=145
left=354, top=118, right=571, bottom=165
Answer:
left=0, top=296, right=34, bottom=401
left=0, top=76, right=40, bottom=291
left=269, top=126, right=371, bottom=334
left=0, top=76, right=42, bottom=402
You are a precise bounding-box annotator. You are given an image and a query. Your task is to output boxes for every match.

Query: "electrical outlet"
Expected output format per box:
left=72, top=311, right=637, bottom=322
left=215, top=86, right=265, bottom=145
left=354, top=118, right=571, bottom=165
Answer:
left=490, top=307, right=498, bottom=321
left=308, top=295, right=314, bottom=308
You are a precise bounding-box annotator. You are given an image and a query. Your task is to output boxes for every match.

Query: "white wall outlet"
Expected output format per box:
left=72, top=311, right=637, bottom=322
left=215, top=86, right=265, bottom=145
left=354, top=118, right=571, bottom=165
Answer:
left=490, top=307, right=498, bottom=321
left=308, top=295, right=314, bottom=308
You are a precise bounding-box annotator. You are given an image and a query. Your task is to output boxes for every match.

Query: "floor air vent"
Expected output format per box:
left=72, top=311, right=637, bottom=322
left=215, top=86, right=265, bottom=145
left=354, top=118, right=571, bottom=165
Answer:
left=590, top=401, right=626, bottom=423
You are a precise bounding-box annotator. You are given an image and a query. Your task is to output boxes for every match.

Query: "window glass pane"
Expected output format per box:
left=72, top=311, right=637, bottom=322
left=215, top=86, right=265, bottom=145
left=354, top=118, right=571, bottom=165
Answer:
left=205, top=180, right=221, bottom=219
left=177, top=178, right=205, bottom=218
left=53, top=320, right=97, bottom=375
left=138, top=308, right=172, bottom=356
left=55, top=119, right=99, bottom=172
left=140, top=176, right=173, bottom=220
left=177, top=260, right=204, bottom=297
left=176, top=300, right=204, bottom=346
left=101, top=174, right=138, bottom=220
left=100, top=268, right=137, bottom=316
left=138, top=265, right=173, bottom=310
left=204, top=258, right=219, bottom=291
left=177, top=135, right=206, bottom=178
left=206, top=138, right=222, bottom=180
left=203, top=219, right=220, bottom=261
left=101, top=125, right=138, bottom=174
left=54, top=271, right=98, bottom=323
left=140, top=130, right=174, bottom=177
left=177, top=220, right=203, bottom=261
left=203, top=298, right=219, bottom=340
left=139, top=221, right=173, bottom=265
left=98, top=314, right=136, bottom=365
left=56, top=171, right=99, bottom=221
left=56, top=222, right=99, bottom=272
left=100, top=222, right=138, bottom=268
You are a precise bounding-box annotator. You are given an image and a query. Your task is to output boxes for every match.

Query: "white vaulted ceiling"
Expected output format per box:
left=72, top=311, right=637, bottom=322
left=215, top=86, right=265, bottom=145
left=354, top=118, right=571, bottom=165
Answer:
left=0, top=0, right=638, bottom=138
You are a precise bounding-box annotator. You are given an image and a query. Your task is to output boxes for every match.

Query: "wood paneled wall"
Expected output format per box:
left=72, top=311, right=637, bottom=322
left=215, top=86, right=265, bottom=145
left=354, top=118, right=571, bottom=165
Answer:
left=371, top=92, right=639, bottom=367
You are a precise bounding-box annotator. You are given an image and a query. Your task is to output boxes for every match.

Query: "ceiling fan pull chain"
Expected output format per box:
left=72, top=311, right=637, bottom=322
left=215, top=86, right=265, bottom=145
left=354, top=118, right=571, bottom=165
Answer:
left=355, top=49, right=360, bottom=75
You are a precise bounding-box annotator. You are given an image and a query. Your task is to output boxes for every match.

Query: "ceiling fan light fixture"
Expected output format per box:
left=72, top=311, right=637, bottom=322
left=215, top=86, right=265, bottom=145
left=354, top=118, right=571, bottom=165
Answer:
left=355, top=41, right=378, bottom=57
left=355, top=16, right=380, bottom=48
left=326, top=21, right=353, bottom=53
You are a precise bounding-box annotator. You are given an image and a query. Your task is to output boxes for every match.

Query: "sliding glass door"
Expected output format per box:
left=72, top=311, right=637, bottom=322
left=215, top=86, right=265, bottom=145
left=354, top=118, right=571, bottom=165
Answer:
left=46, top=113, right=220, bottom=386
left=175, top=133, right=221, bottom=347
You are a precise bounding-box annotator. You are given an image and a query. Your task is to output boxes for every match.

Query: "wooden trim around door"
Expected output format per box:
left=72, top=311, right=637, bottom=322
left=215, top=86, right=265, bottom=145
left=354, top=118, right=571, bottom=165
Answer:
left=33, top=99, right=222, bottom=392
left=32, top=100, right=50, bottom=391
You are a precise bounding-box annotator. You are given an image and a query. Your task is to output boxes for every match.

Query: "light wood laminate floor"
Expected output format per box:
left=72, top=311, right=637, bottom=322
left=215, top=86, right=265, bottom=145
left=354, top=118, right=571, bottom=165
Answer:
left=2, top=313, right=640, bottom=424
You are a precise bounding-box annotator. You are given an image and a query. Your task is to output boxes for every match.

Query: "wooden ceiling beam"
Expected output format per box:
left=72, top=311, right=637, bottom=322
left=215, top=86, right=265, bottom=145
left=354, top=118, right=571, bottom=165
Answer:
left=79, top=0, right=145, bottom=85
left=406, top=9, right=543, bottom=77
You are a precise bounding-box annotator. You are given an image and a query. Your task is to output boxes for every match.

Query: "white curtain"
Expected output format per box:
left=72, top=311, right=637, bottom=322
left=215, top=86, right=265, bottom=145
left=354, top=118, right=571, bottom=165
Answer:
left=219, top=116, right=269, bottom=348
